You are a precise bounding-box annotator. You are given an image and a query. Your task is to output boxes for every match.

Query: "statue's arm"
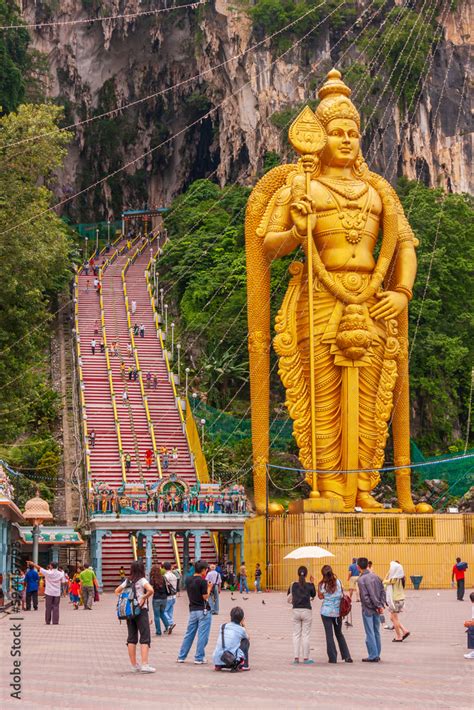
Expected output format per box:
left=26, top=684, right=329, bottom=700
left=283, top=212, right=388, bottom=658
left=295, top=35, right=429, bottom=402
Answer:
left=263, top=186, right=300, bottom=261
left=392, top=205, right=418, bottom=297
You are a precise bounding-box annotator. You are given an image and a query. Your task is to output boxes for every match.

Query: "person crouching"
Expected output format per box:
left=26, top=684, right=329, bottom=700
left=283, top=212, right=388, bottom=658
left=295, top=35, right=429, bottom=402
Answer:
left=213, top=606, right=250, bottom=671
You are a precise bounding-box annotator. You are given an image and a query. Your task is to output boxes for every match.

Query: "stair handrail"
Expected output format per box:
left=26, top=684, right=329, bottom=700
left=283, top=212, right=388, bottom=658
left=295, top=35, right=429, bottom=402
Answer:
left=121, top=240, right=162, bottom=479
left=73, top=271, right=92, bottom=490
left=99, top=248, right=128, bottom=483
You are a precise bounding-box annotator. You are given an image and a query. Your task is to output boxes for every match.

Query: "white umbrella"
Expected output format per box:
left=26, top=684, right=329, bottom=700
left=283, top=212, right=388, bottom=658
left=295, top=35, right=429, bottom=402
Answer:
left=284, top=545, right=334, bottom=560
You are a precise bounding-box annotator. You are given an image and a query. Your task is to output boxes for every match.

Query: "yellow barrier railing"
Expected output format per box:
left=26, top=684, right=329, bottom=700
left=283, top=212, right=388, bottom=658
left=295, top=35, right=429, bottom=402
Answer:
left=73, top=272, right=92, bottom=490
left=170, top=531, right=182, bottom=574
left=122, top=239, right=162, bottom=478
left=185, top=397, right=210, bottom=483
left=99, top=248, right=128, bottom=482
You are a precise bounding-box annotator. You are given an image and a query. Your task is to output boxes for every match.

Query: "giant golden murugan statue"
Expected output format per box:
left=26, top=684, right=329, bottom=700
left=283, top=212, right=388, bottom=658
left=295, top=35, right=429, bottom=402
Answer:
left=246, top=69, right=432, bottom=515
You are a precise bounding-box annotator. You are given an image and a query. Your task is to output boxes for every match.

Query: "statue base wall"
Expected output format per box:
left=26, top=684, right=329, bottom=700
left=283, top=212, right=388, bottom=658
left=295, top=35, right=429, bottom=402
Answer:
left=244, top=512, right=474, bottom=590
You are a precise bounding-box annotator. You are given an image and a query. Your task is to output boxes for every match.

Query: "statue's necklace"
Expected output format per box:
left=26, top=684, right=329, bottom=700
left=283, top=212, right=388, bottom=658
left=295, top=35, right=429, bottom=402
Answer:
left=319, top=178, right=372, bottom=250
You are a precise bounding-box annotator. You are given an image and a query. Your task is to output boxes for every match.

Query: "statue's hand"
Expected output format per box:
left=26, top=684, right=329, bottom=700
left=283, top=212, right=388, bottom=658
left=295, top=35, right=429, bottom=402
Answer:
left=290, top=195, right=316, bottom=237
left=370, top=290, right=408, bottom=320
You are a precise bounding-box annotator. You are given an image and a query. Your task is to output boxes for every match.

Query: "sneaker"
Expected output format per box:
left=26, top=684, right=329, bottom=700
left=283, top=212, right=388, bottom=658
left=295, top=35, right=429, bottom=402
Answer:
left=132, top=665, right=141, bottom=672
left=140, top=664, right=156, bottom=673
left=194, top=659, right=207, bottom=664
left=291, top=660, right=300, bottom=665
left=303, top=659, right=315, bottom=665
left=177, top=658, right=185, bottom=663
left=168, top=623, right=176, bottom=635
left=214, top=666, right=223, bottom=671
left=239, top=666, right=250, bottom=671
left=464, top=651, right=474, bottom=659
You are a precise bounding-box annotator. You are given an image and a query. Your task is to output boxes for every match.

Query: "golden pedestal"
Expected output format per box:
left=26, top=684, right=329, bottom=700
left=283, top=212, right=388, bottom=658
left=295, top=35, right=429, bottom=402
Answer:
left=288, top=498, right=344, bottom=513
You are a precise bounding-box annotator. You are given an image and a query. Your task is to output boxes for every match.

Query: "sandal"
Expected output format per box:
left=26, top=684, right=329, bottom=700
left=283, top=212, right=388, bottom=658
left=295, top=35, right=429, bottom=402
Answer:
left=392, top=638, right=404, bottom=642
left=402, top=632, right=410, bottom=640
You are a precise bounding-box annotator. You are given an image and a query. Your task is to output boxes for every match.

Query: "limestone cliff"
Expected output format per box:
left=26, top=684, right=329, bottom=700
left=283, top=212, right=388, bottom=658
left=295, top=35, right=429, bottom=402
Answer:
left=21, top=0, right=472, bottom=219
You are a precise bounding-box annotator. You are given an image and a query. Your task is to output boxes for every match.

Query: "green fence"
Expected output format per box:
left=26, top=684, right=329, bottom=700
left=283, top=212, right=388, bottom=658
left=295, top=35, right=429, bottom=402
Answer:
left=190, top=400, right=473, bottom=496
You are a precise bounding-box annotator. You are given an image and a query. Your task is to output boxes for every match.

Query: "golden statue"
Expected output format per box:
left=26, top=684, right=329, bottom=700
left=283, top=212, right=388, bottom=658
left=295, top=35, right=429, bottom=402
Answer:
left=246, top=69, right=432, bottom=515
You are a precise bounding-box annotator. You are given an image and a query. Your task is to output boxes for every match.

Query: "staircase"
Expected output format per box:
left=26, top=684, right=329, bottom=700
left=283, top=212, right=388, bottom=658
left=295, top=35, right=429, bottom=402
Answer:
left=77, top=239, right=216, bottom=589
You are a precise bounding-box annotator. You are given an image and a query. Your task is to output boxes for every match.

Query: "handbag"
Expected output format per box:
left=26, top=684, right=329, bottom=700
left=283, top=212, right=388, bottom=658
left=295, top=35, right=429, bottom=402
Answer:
left=287, top=582, right=294, bottom=605
left=339, top=583, right=352, bottom=618
left=220, top=624, right=239, bottom=668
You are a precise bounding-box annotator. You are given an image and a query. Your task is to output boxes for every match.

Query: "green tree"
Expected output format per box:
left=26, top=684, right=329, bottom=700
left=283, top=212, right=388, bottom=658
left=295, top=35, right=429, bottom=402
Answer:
left=397, top=179, right=474, bottom=452
left=0, top=104, right=72, bottom=440
left=0, top=0, right=30, bottom=113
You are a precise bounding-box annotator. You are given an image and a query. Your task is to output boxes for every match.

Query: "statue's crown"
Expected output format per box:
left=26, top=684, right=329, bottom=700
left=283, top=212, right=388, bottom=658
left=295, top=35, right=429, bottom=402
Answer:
left=316, top=68, right=360, bottom=128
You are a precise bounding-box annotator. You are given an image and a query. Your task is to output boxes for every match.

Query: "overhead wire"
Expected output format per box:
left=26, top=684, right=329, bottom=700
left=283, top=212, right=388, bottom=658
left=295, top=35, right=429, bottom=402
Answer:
left=0, top=1, right=207, bottom=30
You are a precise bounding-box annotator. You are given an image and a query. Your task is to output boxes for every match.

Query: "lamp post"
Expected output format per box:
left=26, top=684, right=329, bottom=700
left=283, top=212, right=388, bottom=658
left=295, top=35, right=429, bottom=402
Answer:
left=177, top=343, right=181, bottom=373
left=200, top=418, right=206, bottom=446
left=164, top=304, right=168, bottom=333
left=107, top=219, right=111, bottom=246
left=95, top=227, right=99, bottom=255
left=160, top=288, right=164, bottom=316
left=171, top=322, right=175, bottom=358
left=185, top=367, right=190, bottom=398
left=22, top=491, right=53, bottom=565
left=85, top=236, right=88, bottom=261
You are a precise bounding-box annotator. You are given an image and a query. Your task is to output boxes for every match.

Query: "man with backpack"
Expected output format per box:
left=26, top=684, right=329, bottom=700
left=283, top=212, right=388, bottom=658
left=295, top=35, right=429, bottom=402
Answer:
left=206, top=563, right=222, bottom=615
left=177, top=560, right=213, bottom=664
left=452, top=557, right=468, bottom=601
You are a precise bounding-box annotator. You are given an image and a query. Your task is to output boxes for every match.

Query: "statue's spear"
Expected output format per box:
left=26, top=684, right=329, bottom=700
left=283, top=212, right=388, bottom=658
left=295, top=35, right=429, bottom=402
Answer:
left=288, top=106, right=326, bottom=498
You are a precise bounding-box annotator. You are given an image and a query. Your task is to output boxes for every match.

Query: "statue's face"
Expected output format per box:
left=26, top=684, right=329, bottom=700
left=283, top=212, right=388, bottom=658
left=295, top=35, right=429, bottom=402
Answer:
left=321, top=118, right=360, bottom=168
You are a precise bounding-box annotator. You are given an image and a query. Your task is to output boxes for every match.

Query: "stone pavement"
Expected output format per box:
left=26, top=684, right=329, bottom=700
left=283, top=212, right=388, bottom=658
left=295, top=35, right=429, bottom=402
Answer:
left=1, top=588, right=472, bottom=709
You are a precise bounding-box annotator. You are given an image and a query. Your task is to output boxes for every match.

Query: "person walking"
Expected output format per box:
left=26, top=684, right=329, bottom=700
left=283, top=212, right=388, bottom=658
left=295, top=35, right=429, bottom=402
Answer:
left=452, top=557, right=468, bottom=601
left=318, top=564, right=352, bottom=663
left=145, top=449, right=153, bottom=470
left=347, top=557, right=360, bottom=602
left=139, top=323, right=145, bottom=338
left=146, top=371, right=152, bottom=389
left=122, top=390, right=129, bottom=406
left=239, top=561, right=249, bottom=594
left=24, top=563, right=39, bottom=611
left=79, top=564, right=97, bottom=610
left=206, top=563, right=222, bottom=615
left=153, top=374, right=158, bottom=390
left=89, top=429, right=96, bottom=449
left=357, top=557, right=386, bottom=662
left=28, top=561, right=65, bottom=625
left=254, top=563, right=262, bottom=593
left=177, top=560, right=213, bottom=664
left=288, top=565, right=316, bottom=665
left=163, top=561, right=178, bottom=631
left=131, top=299, right=137, bottom=316
left=383, top=561, right=410, bottom=642
left=90, top=338, right=96, bottom=355
left=124, top=453, right=132, bottom=472
left=115, top=561, right=155, bottom=673
left=150, top=565, right=170, bottom=636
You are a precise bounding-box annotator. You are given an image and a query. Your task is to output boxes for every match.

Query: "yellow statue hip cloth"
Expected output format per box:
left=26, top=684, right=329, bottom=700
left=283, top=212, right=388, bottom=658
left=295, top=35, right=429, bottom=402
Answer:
left=290, top=271, right=396, bottom=504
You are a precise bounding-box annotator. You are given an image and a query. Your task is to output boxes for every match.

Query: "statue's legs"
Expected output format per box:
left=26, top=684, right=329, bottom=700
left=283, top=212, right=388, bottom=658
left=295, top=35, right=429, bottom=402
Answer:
left=296, top=287, right=390, bottom=508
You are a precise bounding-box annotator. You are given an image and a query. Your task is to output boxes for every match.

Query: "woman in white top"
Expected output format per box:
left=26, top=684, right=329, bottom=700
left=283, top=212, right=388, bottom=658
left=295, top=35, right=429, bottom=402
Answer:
left=383, top=561, right=410, bottom=642
left=115, top=561, right=154, bottom=673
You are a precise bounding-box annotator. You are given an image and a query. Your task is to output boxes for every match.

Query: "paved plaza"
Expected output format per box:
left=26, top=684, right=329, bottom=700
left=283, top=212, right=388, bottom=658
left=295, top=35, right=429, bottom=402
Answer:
left=1, top=588, right=472, bottom=709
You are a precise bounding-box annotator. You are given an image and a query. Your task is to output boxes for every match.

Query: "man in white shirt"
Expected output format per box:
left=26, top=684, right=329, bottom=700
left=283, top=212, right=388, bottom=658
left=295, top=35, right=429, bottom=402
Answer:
left=28, top=561, right=65, bottom=625
left=206, top=563, right=222, bottom=615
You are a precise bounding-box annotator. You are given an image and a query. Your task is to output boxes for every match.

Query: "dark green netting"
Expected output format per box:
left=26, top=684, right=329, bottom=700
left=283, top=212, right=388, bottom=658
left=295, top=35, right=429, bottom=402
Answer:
left=191, top=400, right=473, bottom=495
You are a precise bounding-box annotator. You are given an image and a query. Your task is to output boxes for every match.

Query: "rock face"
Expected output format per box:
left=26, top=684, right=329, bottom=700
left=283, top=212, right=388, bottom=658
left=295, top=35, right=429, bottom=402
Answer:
left=22, top=0, right=472, bottom=219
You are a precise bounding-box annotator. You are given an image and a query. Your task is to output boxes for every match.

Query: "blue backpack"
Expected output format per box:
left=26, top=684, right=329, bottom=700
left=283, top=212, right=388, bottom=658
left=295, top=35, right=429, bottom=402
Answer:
left=116, top=580, right=141, bottom=621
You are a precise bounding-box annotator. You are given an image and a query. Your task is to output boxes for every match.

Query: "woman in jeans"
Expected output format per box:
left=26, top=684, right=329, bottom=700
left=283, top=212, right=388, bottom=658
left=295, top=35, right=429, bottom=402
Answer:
left=150, top=564, right=170, bottom=635
left=318, top=565, right=352, bottom=663
left=288, top=565, right=316, bottom=665
left=115, top=561, right=154, bottom=673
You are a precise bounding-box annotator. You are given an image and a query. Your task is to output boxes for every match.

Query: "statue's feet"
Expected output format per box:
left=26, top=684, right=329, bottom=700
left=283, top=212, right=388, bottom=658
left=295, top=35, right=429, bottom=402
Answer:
left=415, top=502, right=433, bottom=513
left=356, top=492, right=383, bottom=509
left=320, top=491, right=344, bottom=501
